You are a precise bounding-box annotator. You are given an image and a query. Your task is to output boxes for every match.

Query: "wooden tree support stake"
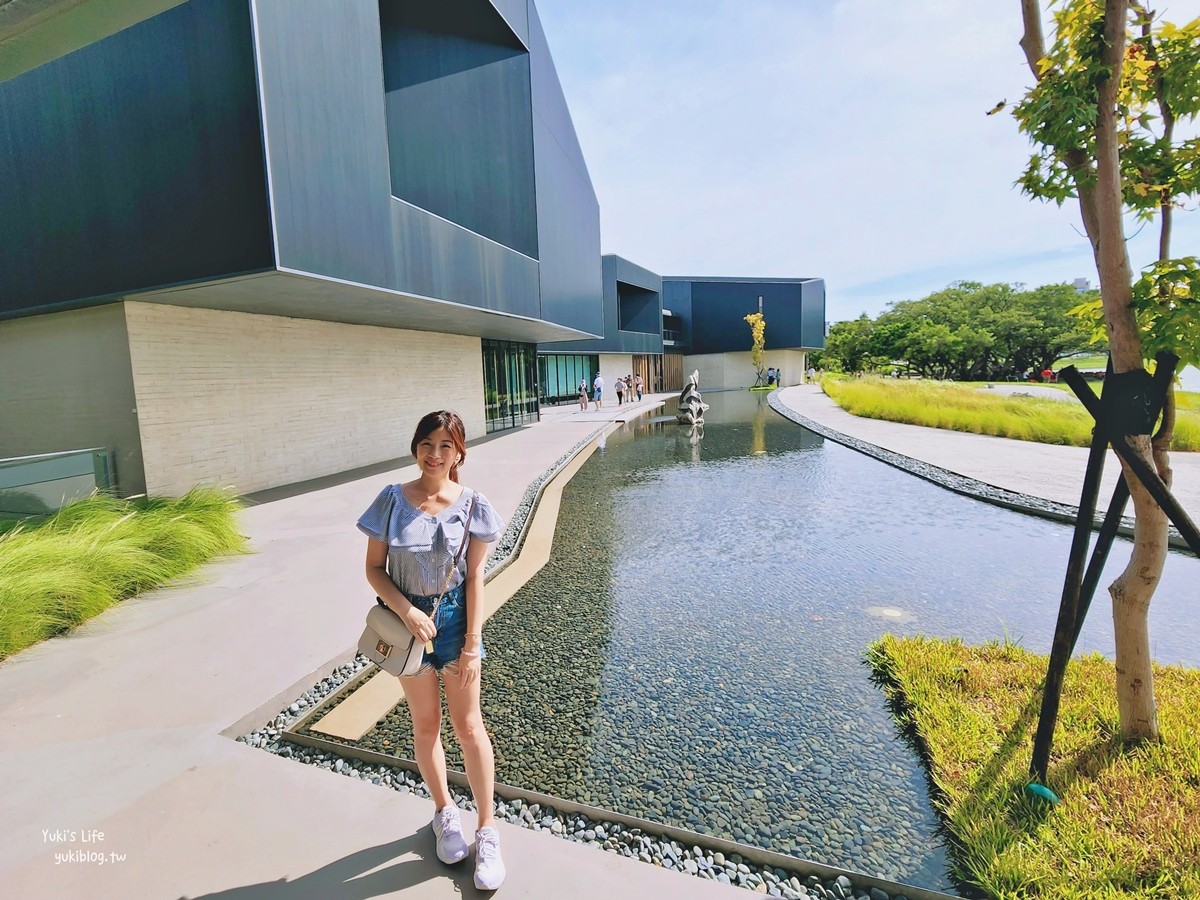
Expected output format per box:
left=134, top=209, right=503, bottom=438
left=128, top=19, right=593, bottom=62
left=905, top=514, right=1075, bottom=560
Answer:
left=1029, top=354, right=1189, bottom=783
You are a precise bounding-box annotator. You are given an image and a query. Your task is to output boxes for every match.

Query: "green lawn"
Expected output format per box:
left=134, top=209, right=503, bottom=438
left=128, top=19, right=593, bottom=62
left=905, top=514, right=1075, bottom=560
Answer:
left=0, top=488, right=246, bottom=660
left=821, top=376, right=1200, bottom=451
left=1053, top=353, right=1109, bottom=371
left=868, top=635, right=1200, bottom=899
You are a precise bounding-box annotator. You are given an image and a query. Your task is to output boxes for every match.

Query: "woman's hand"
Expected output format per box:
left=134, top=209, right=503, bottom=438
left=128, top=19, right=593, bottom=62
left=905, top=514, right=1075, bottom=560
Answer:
left=459, top=652, right=481, bottom=688
left=402, top=607, right=437, bottom=643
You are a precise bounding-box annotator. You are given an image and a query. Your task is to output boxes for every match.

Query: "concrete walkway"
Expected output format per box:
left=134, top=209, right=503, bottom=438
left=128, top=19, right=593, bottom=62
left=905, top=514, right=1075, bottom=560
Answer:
left=775, top=384, right=1200, bottom=519
left=12, top=383, right=1166, bottom=899
left=0, top=394, right=750, bottom=900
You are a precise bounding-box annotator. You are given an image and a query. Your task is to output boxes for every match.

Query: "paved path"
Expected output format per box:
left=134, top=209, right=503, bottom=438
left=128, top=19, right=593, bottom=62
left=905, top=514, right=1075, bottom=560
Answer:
left=774, top=385, right=1200, bottom=521
left=0, top=394, right=750, bottom=900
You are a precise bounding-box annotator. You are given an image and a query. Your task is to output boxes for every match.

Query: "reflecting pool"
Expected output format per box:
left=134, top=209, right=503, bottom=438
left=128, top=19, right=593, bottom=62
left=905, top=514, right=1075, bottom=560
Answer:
left=335, top=390, right=1200, bottom=894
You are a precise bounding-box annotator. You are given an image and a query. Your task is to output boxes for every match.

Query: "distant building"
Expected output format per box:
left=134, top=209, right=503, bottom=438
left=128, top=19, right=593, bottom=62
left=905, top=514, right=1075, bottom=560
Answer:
left=538, top=255, right=662, bottom=403
left=1072, top=278, right=1092, bottom=293
left=661, top=277, right=826, bottom=390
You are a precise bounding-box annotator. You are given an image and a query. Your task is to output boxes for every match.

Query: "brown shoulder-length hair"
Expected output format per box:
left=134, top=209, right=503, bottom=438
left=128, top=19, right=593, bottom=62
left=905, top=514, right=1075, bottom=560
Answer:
left=411, top=410, right=468, bottom=482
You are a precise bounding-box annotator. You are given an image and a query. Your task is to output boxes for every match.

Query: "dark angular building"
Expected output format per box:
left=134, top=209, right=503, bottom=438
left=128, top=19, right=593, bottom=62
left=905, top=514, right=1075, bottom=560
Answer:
left=538, top=254, right=664, bottom=403
left=662, top=277, right=826, bottom=390
left=0, top=0, right=603, bottom=495
left=537, top=263, right=827, bottom=401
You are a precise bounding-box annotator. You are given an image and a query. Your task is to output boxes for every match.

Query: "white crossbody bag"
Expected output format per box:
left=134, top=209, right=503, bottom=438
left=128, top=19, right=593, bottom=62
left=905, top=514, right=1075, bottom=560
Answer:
left=358, top=493, right=476, bottom=677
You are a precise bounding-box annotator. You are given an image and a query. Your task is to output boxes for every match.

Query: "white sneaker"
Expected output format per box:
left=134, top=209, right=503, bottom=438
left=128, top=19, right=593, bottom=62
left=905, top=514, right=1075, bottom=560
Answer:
left=432, top=805, right=469, bottom=864
left=473, top=826, right=506, bottom=890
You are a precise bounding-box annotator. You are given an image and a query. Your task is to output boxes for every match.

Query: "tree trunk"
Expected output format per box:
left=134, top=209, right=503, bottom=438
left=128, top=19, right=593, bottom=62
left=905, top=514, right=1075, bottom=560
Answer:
left=1095, top=0, right=1164, bottom=743
left=1112, top=437, right=1166, bottom=740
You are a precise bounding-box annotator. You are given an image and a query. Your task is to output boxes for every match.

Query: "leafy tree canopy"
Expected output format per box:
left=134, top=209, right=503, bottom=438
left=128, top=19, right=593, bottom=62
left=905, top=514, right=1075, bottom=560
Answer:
left=821, top=281, right=1102, bottom=379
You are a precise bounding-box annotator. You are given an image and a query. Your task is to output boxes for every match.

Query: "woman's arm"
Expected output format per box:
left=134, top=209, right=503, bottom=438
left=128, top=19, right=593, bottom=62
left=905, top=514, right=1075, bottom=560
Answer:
left=365, top=539, right=436, bottom=643
left=459, top=536, right=492, bottom=685
left=463, top=536, right=491, bottom=646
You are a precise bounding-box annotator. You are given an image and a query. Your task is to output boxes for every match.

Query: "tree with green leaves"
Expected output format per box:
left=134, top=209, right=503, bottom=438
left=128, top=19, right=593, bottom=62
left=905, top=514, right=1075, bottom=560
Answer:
left=743, top=312, right=767, bottom=386
left=820, top=282, right=1097, bottom=378
left=1013, top=0, right=1200, bottom=742
left=819, top=314, right=877, bottom=374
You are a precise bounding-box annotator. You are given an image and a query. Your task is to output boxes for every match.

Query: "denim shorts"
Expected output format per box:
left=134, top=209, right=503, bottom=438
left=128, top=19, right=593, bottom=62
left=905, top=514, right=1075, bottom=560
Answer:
left=408, top=583, right=485, bottom=673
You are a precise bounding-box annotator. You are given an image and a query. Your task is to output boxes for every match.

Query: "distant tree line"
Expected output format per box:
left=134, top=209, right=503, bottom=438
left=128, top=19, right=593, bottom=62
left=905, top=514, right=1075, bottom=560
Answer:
left=813, top=281, right=1105, bottom=380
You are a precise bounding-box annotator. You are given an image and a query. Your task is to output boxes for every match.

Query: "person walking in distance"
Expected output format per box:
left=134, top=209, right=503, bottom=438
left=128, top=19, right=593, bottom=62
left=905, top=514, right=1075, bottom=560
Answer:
left=593, top=371, right=604, bottom=411
left=578, top=376, right=588, bottom=412
left=357, top=410, right=508, bottom=890
left=635, top=373, right=643, bottom=401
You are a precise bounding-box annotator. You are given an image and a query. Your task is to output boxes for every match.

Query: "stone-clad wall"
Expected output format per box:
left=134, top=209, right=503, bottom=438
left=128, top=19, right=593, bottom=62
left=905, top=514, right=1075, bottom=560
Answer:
left=124, top=302, right=484, bottom=496
left=683, top=350, right=810, bottom=391
left=0, top=303, right=147, bottom=495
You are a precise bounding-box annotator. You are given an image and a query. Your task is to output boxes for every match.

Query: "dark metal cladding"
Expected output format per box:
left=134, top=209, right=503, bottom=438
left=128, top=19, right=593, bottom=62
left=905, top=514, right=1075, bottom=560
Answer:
left=253, top=0, right=397, bottom=291
left=528, top=1, right=603, bottom=337
left=0, top=0, right=602, bottom=338
left=540, top=255, right=660, bottom=354
left=0, top=0, right=273, bottom=319
left=379, top=0, right=538, bottom=260
left=664, top=278, right=827, bottom=355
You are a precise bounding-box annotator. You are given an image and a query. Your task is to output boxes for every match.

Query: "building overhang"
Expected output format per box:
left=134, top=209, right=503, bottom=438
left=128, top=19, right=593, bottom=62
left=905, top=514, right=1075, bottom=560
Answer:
left=125, top=269, right=599, bottom=343
left=0, top=0, right=188, bottom=83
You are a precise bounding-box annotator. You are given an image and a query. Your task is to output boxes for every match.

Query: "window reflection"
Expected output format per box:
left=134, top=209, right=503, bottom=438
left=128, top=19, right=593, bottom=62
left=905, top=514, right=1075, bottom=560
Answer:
left=483, top=339, right=540, bottom=433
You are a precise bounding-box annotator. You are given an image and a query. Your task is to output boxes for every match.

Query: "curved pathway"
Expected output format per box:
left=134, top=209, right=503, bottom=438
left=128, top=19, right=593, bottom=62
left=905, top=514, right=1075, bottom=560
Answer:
left=773, top=385, right=1200, bottom=529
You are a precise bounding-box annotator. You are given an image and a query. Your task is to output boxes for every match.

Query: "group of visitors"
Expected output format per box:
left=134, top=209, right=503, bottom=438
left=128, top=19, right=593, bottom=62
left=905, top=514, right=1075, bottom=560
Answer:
left=766, top=367, right=782, bottom=387
left=614, top=373, right=642, bottom=406
left=577, top=372, right=643, bottom=411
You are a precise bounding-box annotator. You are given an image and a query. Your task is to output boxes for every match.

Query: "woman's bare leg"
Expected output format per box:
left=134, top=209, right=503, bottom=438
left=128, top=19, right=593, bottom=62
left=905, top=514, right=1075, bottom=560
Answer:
left=442, top=662, right=496, bottom=828
left=398, top=669, right=453, bottom=810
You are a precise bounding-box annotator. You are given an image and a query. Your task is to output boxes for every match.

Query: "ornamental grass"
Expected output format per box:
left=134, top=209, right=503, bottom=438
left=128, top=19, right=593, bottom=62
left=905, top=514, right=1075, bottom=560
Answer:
left=867, top=635, right=1200, bottom=899
left=0, top=487, right=245, bottom=660
left=822, top=377, right=1200, bottom=451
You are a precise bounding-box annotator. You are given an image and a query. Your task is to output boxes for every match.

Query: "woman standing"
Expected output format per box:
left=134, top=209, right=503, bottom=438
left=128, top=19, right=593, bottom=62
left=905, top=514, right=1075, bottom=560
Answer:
left=357, top=410, right=507, bottom=890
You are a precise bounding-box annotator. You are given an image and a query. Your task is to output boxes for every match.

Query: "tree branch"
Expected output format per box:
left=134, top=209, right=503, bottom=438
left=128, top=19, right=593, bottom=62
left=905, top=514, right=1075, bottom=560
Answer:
left=1019, top=0, right=1103, bottom=249
left=1019, top=0, right=1048, bottom=80
left=1096, top=0, right=1142, bottom=373
left=1140, top=11, right=1177, bottom=260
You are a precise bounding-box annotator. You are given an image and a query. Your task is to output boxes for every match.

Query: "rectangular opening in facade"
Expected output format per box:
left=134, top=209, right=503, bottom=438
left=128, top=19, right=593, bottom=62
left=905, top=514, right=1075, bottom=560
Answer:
left=617, top=282, right=659, bottom=334
left=378, top=0, right=538, bottom=258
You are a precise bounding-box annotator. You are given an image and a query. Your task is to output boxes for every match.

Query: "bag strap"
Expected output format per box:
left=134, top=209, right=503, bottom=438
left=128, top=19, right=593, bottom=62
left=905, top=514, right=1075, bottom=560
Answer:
left=427, top=490, right=478, bottom=625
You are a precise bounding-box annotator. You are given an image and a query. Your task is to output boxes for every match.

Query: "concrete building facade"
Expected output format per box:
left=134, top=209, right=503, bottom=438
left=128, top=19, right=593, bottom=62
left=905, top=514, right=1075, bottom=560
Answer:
left=0, top=0, right=603, bottom=496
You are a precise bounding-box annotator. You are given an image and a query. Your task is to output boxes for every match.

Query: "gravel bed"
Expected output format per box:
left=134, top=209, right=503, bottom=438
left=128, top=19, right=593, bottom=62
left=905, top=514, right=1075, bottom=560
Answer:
left=236, top=423, right=952, bottom=900
left=239, top=673, right=929, bottom=900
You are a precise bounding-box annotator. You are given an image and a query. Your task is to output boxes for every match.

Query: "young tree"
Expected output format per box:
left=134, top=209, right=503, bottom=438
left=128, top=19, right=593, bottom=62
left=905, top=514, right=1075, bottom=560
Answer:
left=743, top=312, right=767, bottom=385
left=1014, top=0, right=1200, bottom=741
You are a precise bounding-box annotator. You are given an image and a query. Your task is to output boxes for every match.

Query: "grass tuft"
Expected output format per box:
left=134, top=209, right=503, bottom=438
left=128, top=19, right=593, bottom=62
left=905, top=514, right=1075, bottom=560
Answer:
left=868, top=635, right=1200, bottom=899
left=823, top=377, right=1200, bottom=451
left=0, top=487, right=246, bottom=660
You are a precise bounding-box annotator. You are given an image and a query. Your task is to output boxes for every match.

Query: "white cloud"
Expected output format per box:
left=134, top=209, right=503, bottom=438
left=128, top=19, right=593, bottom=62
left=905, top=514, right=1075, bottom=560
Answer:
left=534, top=0, right=1200, bottom=320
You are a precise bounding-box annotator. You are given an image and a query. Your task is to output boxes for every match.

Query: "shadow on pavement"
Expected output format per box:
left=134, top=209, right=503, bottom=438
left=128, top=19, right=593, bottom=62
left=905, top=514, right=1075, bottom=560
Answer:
left=180, top=833, right=489, bottom=899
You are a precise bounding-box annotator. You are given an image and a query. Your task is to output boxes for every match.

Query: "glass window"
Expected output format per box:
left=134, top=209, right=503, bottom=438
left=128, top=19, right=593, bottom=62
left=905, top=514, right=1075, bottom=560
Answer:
left=535, top=353, right=599, bottom=406
left=483, top=340, right=541, bottom=433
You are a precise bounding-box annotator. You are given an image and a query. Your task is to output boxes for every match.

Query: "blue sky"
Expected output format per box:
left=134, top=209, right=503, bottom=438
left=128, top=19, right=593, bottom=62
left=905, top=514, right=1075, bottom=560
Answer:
left=533, top=0, right=1200, bottom=323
